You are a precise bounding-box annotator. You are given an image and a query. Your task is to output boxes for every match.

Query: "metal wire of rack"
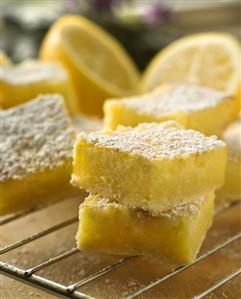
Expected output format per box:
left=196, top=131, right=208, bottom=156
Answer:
left=0, top=200, right=241, bottom=299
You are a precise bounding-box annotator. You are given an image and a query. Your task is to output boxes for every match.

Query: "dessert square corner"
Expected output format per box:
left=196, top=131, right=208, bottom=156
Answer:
left=0, top=94, right=78, bottom=215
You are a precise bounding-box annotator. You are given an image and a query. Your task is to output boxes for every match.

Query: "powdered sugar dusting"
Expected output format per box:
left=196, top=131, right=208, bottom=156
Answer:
left=109, top=84, right=231, bottom=116
left=0, top=94, right=76, bottom=182
left=157, top=195, right=206, bottom=218
left=80, top=121, right=225, bottom=160
left=1, top=61, right=67, bottom=84
left=83, top=194, right=207, bottom=218
left=72, top=115, right=103, bottom=133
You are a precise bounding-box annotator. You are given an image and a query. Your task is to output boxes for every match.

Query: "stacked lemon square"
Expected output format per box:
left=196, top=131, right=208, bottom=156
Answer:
left=73, top=121, right=227, bottom=264
left=0, top=94, right=79, bottom=215
left=104, top=84, right=238, bottom=136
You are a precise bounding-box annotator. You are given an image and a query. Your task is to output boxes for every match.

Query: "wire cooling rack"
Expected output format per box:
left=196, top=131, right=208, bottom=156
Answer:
left=0, top=198, right=240, bottom=299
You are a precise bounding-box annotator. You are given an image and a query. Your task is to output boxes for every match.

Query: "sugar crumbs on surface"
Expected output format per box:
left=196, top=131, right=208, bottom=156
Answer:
left=133, top=195, right=206, bottom=218
left=84, top=195, right=121, bottom=209
left=0, top=94, right=76, bottom=182
left=110, top=83, right=231, bottom=116
left=157, top=195, right=206, bottom=218
left=81, top=121, right=225, bottom=160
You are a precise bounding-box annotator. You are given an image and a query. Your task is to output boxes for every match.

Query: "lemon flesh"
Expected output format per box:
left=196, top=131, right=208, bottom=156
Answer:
left=40, top=15, right=140, bottom=116
left=141, top=33, right=240, bottom=106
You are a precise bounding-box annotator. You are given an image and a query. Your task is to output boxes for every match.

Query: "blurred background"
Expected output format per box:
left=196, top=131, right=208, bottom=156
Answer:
left=1, top=0, right=240, bottom=70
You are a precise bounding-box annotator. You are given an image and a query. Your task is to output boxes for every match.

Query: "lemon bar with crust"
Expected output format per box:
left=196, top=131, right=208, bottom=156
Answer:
left=104, top=84, right=238, bottom=136
left=72, top=121, right=227, bottom=214
left=0, top=94, right=79, bottom=215
left=216, top=118, right=241, bottom=209
left=76, top=193, right=214, bottom=264
left=0, top=60, right=79, bottom=114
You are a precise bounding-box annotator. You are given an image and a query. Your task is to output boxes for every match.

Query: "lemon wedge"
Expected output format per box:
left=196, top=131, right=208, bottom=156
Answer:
left=141, top=33, right=240, bottom=102
left=40, top=15, right=140, bottom=116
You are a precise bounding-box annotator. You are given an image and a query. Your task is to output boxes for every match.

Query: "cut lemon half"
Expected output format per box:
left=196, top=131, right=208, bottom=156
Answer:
left=40, top=15, right=140, bottom=116
left=141, top=33, right=240, bottom=101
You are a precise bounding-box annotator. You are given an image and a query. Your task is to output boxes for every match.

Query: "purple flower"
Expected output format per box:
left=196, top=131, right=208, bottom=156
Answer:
left=91, top=0, right=119, bottom=13
left=65, top=0, right=79, bottom=13
left=142, top=3, right=172, bottom=26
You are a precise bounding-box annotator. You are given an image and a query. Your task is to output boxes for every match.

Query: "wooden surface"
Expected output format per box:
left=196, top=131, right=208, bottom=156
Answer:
left=1, top=197, right=240, bottom=299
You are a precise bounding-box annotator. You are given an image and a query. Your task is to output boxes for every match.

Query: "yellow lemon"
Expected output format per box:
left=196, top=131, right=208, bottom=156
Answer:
left=141, top=33, right=240, bottom=104
left=0, top=51, right=11, bottom=66
left=40, top=15, right=140, bottom=116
